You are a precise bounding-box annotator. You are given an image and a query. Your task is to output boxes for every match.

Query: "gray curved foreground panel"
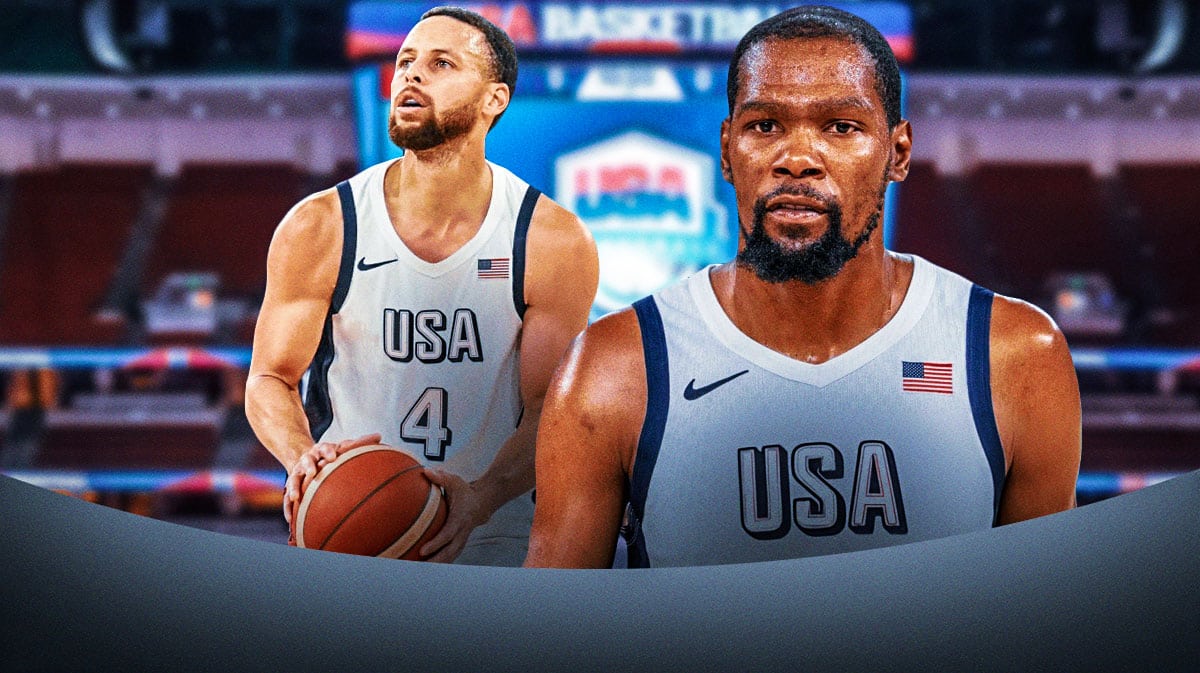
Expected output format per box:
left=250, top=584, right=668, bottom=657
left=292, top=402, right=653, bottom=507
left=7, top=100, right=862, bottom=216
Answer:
left=3, top=472, right=1198, bottom=673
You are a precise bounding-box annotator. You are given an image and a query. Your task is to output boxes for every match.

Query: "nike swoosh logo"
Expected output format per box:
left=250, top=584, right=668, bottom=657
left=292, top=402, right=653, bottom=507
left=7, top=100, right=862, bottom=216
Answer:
left=683, top=370, right=750, bottom=401
left=357, top=257, right=398, bottom=271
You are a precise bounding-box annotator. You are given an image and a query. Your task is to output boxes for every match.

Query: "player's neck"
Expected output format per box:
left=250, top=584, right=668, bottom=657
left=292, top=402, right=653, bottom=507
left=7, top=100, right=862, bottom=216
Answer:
left=383, top=138, right=493, bottom=261
left=391, top=135, right=491, bottom=213
left=714, top=246, right=913, bottom=364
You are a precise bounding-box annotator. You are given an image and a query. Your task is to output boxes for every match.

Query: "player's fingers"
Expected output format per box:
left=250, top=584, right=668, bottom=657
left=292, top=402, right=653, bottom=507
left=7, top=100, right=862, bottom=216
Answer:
left=339, top=433, right=382, bottom=453
left=317, top=443, right=338, bottom=462
left=299, top=458, right=321, bottom=494
left=422, top=468, right=461, bottom=490
left=283, top=471, right=302, bottom=510
left=419, top=525, right=452, bottom=557
left=419, top=517, right=463, bottom=558
left=426, top=541, right=463, bottom=564
left=282, top=489, right=293, bottom=524
left=423, top=534, right=464, bottom=563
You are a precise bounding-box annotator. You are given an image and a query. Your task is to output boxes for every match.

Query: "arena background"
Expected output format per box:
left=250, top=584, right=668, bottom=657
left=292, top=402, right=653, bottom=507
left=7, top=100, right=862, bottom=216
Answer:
left=0, top=0, right=1197, bottom=546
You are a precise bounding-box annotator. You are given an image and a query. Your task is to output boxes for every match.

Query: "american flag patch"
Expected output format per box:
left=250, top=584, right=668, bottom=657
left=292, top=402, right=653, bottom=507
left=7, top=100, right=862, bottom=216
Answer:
left=902, top=361, right=953, bottom=394
left=477, top=258, right=510, bottom=279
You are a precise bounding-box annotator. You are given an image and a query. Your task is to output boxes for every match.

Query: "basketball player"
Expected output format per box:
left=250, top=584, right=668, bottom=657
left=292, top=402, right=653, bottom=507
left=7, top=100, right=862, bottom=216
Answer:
left=247, top=7, right=598, bottom=566
left=525, top=6, right=1080, bottom=568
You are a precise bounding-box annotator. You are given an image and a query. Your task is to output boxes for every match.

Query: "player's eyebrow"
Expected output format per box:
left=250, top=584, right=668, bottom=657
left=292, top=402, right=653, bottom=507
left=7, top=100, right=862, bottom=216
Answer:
left=735, top=95, right=875, bottom=118
left=396, top=47, right=460, bottom=62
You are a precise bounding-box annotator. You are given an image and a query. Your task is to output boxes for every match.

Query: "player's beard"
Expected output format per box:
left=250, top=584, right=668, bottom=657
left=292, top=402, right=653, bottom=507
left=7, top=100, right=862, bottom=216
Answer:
left=388, top=99, right=476, bottom=152
left=737, top=169, right=889, bottom=284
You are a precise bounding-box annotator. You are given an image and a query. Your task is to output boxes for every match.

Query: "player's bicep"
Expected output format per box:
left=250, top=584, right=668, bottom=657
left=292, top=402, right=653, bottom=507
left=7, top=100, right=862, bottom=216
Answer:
left=516, top=303, right=587, bottom=414
left=249, top=194, right=341, bottom=387
left=991, top=296, right=1082, bottom=524
left=250, top=290, right=329, bottom=386
left=518, top=203, right=599, bottom=409
left=526, top=313, right=643, bottom=568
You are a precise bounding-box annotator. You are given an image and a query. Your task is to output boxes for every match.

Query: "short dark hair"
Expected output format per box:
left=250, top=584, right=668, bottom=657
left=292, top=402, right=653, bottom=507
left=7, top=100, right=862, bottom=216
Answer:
left=726, top=5, right=902, bottom=129
left=419, top=5, right=519, bottom=127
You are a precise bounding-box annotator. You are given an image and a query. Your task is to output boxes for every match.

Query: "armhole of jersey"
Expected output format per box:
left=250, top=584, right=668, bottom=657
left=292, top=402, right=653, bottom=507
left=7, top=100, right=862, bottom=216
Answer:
left=626, top=296, right=670, bottom=568
left=511, top=186, right=541, bottom=320
left=966, top=284, right=1006, bottom=525
left=302, top=180, right=358, bottom=441
left=331, top=180, right=358, bottom=313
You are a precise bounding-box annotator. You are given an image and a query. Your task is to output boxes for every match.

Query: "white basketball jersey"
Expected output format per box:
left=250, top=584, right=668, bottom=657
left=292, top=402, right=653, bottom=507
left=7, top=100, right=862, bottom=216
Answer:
left=625, top=256, right=1006, bottom=567
left=304, top=158, right=541, bottom=558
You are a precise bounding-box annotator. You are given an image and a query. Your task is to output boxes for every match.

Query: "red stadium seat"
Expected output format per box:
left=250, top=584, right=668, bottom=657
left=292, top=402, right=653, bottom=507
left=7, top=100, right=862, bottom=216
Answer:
left=0, top=164, right=151, bottom=345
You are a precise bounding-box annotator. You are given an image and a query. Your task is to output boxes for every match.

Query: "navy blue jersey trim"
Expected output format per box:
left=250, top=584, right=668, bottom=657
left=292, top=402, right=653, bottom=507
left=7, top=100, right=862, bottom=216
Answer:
left=303, top=181, right=357, bottom=440
left=511, top=186, right=541, bottom=320
left=332, top=181, right=358, bottom=313
left=627, top=296, right=669, bottom=568
left=303, top=315, right=337, bottom=441
left=626, top=528, right=650, bottom=569
left=966, top=284, right=1006, bottom=524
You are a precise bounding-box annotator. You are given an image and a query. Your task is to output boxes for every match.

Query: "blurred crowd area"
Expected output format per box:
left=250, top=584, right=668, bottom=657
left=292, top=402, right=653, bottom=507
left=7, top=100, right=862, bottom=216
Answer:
left=0, top=1, right=1198, bottom=538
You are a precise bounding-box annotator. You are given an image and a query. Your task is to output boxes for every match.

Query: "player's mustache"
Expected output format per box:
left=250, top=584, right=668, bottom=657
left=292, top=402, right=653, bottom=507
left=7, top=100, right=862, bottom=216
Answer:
left=754, top=184, right=838, bottom=213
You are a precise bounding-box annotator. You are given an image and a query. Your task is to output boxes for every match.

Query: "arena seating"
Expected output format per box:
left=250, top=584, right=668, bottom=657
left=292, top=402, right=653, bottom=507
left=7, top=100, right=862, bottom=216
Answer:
left=1080, top=392, right=1200, bottom=472
left=144, top=164, right=306, bottom=300
left=36, top=392, right=224, bottom=469
left=0, top=164, right=151, bottom=345
left=967, top=164, right=1119, bottom=303
left=1119, top=165, right=1200, bottom=346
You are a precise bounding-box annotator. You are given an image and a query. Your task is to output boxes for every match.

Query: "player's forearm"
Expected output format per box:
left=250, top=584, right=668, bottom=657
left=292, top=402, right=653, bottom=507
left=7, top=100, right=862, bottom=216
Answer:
left=245, top=373, right=315, bottom=470
left=470, top=406, right=540, bottom=517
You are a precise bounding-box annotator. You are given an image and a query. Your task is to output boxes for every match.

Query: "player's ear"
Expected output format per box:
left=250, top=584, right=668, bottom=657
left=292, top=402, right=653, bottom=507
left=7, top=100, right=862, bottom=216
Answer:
left=483, top=82, right=510, bottom=121
left=888, top=119, right=912, bottom=183
left=720, top=118, right=733, bottom=184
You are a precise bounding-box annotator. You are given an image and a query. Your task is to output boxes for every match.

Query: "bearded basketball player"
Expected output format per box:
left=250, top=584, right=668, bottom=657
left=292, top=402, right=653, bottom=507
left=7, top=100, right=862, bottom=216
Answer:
left=247, top=7, right=598, bottom=566
left=525, top=6, right=1080, bottom=568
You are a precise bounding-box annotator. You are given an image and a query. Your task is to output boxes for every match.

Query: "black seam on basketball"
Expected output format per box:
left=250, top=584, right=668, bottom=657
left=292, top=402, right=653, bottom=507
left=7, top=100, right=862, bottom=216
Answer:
left=317, top=464, right=424, bottom=551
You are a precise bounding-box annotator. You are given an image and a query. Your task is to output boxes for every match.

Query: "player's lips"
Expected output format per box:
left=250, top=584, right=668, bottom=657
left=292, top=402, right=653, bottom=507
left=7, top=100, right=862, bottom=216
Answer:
left=393, top=88, right=430, bottom=110
left=764, top=195, right=829, bottom=221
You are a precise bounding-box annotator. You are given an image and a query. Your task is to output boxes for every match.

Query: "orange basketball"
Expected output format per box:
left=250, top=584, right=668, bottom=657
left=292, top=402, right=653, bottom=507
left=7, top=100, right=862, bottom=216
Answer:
left=292, top=445, right=447, bottom=560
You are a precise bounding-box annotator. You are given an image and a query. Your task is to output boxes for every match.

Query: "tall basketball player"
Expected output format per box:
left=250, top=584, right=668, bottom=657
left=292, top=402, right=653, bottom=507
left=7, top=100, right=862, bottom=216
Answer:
left=525, top=6, right=1080, bottom=568
left=247, top=7, right=598, bottom=566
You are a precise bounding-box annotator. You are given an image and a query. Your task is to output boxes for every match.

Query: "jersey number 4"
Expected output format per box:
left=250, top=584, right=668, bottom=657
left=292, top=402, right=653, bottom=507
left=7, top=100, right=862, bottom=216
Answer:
left=401, top=387, right=452, bottom=461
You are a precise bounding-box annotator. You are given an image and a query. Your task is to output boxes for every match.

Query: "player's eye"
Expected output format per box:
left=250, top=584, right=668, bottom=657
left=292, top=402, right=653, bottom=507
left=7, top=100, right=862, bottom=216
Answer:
left=829, top=121, right=857, bottom=134
left=436, top=59, right=453, bottom=68
left=749, top=120, right=779, bottom=134
left=397, top=58, right=412, bottom=69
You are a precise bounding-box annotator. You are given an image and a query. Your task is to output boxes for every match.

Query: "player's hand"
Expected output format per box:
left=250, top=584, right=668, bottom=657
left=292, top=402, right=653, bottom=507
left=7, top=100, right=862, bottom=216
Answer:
left=419, top=468, right=492, bottom=563
left=283, top=433, right=382, bottom=525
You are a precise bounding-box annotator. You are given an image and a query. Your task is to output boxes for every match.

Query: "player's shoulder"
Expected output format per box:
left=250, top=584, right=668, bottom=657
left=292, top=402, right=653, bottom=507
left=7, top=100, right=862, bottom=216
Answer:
left=279, top=188, right=341, bottom=237
left=528, top=192, right=593, bottom=249
left=565, top=307, right=645, bottom=380
left=521, top=190, right=599, bottom=299
left=547, top=306, right=647, bottom=433
left=269, top=188, right=344, bottom=263
left=583, top=306, right=644, bottom=350
left=277, top=158, right=386, bottom=235
left=988, top=291, right=1074, bottom=374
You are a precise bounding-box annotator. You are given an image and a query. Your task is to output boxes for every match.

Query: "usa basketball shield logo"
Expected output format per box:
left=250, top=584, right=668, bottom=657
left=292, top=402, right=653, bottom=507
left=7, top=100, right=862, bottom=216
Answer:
left=554, top=131, right=729, bottom=319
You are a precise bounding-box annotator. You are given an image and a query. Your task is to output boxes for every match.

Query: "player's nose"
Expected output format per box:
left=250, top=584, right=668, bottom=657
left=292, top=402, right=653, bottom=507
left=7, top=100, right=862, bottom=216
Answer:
left=771, top=135, right=825, bottom=180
